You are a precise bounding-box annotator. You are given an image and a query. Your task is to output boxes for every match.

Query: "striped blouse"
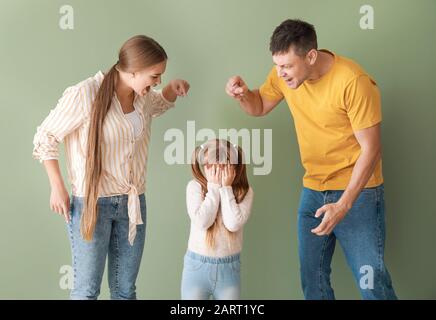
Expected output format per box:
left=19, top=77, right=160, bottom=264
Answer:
left=33, top=71, right=175, bottom=245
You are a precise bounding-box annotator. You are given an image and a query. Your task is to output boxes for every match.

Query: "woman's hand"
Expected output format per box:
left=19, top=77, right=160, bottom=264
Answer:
left=162, top=79, right=190, bottom=102
left=50, top=184, right=71, bottom=223
left=43, top=160, right=71, bottom=223
left=221, top=164, right=236, bottom=187
left=204, top=165, right=221, bottom=185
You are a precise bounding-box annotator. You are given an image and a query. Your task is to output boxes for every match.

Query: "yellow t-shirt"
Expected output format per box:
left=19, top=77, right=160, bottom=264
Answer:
left=259, top=50, right=383, bottom=191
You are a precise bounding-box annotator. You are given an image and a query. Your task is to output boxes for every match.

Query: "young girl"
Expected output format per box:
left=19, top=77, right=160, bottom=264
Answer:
left=33, top=35, right=190, bottom=300
left=181, top=139, right=254, bottom=300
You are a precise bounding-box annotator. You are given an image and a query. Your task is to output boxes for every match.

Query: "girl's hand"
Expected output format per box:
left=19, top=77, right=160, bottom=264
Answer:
left=221, top=164, right=236, bottom=187
left=204, top=165, right=221, bottom=185
left=50, top=184, right=71, bottom=223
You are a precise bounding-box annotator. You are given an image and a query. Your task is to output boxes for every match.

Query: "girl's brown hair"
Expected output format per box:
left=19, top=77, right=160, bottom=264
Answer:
left=191, top=139, right=249, bottom=249
left=81, top=35, right=167, bottom=241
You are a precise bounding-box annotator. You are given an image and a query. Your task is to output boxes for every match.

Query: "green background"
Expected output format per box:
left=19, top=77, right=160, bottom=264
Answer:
left=0, top=0, right=435, bottom=299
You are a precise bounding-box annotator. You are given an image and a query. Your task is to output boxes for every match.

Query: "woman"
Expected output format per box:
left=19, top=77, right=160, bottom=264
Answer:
left=33, top=35, right=190, bottom=299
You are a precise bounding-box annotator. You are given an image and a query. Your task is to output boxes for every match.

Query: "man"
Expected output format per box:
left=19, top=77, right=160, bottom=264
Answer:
left=225, top=19, right=397, bottom=300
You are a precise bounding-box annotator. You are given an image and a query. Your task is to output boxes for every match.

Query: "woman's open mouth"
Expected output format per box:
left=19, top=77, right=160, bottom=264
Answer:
left=142, top=86, right=151, bottom=95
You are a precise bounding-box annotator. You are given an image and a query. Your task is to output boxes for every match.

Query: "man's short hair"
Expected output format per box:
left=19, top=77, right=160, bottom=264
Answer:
left=270, top=19, right=318, bottom=56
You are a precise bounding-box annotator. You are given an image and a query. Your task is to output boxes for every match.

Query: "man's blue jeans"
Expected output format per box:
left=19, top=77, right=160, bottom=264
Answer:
left=297, top=184, right=397, bottom=300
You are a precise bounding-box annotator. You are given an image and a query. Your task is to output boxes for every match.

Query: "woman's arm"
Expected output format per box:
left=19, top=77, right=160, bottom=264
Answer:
left=43, top=160, right=70, bottom=223
left=33, top=86, right=85, bottom=222
left=147, top=79, right=190, bottom=117
left=33, top=86, right=85, bottom=162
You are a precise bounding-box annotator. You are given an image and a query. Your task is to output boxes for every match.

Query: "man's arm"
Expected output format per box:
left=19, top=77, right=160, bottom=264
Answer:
left=311, top=123, right=382, bottom=236
left=225, top=76, right=282, bottom=117
left=337, top=124, right=382, bottom=210
left=238, top=89, right=282, bottom=117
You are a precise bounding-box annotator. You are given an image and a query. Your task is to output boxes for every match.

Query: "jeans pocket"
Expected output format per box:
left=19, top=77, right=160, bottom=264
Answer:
left=355, top=188, right=377, bottom=207
left=360, top=187, right=377, bottom=194
left=71, top=196, right=84, bottom=216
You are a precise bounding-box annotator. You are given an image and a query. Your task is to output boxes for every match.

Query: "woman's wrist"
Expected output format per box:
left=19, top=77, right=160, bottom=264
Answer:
left=50, top=178, right=66, bottom=192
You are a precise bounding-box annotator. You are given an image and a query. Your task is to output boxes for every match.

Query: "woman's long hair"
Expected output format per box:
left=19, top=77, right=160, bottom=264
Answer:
left=81, top=35, right=167, bottom=241
left=191, top=139, right=249, bottom=249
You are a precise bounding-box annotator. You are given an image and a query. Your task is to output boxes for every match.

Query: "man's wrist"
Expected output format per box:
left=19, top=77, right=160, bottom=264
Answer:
left=337, top=196, right=353, bottom=211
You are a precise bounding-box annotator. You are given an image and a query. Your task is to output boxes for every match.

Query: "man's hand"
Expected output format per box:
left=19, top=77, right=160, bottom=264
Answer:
left=225, top=76, right=248, bottom=100
left=311, top=201, right=350, bottom=236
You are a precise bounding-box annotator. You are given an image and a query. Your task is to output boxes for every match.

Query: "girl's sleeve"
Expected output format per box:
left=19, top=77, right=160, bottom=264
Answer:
left=219, top=186, right=254, bottom=232
left=32, top=86, right=86, bottom=162
left=146, top=88, right=175, bottom=118
left=186, top=180, right=221, bottom=230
